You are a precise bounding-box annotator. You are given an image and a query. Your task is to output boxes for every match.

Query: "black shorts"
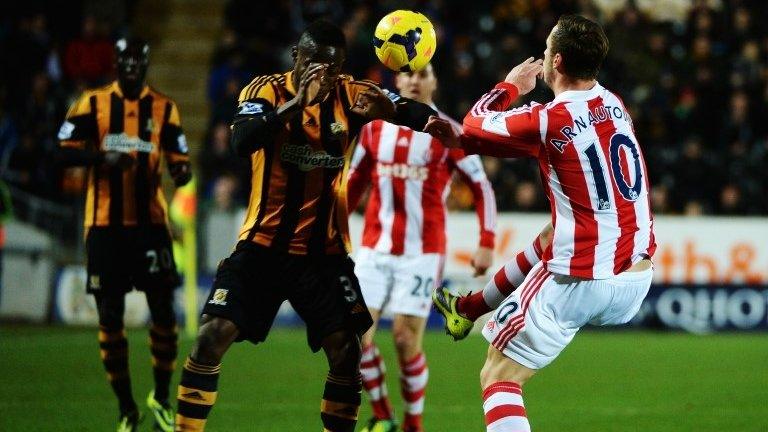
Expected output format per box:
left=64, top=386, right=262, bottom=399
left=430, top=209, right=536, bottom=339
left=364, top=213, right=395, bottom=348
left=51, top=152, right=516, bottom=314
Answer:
left=202, top=242, right=373, bottom=352
left=86, top=225, right=180, bottom=295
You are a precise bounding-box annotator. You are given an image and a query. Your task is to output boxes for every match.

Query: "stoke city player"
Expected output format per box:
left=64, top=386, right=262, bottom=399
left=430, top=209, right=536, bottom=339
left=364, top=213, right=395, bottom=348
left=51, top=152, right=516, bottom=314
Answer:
left=426, top=15, right=655, bottom=431
left=347, top=63, right=497, bottom=432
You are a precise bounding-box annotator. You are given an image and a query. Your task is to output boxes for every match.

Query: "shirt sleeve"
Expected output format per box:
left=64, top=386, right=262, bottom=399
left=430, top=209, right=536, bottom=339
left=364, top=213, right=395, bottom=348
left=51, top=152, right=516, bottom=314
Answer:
left=230, top=77, right=282, bottom=157
left=448, top=149, right=497, bottom=249
left=462, top=82, right=542, bottom=158
left=58, top=93, right=97, bottom=149
left=160, top=101, right=190, bottom=164
left=346, top=122, right=375, bottom=210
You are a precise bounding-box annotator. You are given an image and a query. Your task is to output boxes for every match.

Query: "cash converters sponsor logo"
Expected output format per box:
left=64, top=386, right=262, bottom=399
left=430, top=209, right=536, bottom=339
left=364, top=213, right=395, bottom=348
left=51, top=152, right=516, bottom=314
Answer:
left=281, top=144, right=345, bottom=171
left=104, top=133, right=154, bottom=153
left=376, top=162, right=428, bottom=181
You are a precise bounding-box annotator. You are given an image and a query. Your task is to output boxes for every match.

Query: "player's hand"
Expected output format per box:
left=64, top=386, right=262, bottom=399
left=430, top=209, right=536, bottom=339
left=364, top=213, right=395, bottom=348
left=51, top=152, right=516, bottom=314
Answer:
left=471, top=246, right=494, bottom=277
left=350, top=82, right=396, bottom=119
left=169, top=161, right=192, bottom=186
left=504, top=57, right=543, bottom=96
left=103, top=151, right=134, bottom=169
left=295, top=63, right=327, bottom=107
left=424, top=115, right=461, bottom=148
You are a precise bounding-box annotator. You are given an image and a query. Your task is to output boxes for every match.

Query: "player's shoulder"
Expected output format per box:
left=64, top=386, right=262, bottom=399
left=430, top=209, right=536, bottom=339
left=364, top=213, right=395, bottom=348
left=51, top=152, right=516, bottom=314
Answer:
left=339, top=74, right=380, bottom=92
left=240, top=73, right=286, bottom=102
left=67, top=83, right=113, bottom=115
left=244, top=73, right=286, bottom=92
left=76, top=82, right=114, bottom=100
left=146, top=86, right=178, bottom=106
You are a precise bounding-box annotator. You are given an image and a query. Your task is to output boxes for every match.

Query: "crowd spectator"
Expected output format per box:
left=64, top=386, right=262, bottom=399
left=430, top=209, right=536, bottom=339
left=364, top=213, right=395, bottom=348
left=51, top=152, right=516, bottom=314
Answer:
left=62, top=15, right=114, bottom=87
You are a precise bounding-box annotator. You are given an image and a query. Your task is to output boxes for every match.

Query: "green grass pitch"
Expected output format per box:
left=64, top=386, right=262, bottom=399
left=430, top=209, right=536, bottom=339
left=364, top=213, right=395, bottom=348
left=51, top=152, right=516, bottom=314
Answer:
left=1, top=325, right=767, bottom=431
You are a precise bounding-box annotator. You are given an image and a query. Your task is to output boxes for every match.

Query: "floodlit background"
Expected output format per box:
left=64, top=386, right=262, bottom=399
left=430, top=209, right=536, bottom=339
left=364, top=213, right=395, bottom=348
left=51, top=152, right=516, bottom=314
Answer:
left=1, top=0, right=766, bottom=431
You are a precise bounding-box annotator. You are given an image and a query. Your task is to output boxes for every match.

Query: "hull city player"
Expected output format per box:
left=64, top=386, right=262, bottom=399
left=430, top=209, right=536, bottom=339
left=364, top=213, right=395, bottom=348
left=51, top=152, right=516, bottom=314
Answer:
left=174, top=20, right=436, bottom=432
left=57, top=38, right=191, bottom=432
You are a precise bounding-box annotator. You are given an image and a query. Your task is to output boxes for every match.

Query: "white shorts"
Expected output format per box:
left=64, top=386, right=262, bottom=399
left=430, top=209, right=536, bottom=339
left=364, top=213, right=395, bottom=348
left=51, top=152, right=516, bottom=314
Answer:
left=354, top=247, right=444, bottom=318
left=482, top=261, right=652, bottom=370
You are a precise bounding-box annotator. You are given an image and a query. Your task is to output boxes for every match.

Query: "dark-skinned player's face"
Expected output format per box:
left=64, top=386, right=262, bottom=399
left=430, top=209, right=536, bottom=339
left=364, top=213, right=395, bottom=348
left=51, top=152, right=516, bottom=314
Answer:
left=293, top=43, right=345, bottom=103
left=115, top=39, right=149, bottom=96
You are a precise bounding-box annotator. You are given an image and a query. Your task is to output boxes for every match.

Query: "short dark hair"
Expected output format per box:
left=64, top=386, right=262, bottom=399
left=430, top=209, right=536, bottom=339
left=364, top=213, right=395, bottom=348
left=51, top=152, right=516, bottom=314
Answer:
left=298, top=19, right=347, bottom=51
left=551, top=15, right=609, bottom=80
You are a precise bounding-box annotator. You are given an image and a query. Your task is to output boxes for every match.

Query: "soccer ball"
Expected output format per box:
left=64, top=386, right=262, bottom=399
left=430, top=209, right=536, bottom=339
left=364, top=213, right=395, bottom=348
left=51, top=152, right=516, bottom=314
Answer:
left=373, top=10, right=436, bottom=72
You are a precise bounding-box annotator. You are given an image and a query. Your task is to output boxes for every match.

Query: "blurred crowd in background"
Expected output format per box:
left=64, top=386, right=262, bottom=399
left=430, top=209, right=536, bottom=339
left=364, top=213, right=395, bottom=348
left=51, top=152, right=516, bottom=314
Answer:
left=2, top=0, right=768, bottom=228
left=206, top=0, right=768, bottom=216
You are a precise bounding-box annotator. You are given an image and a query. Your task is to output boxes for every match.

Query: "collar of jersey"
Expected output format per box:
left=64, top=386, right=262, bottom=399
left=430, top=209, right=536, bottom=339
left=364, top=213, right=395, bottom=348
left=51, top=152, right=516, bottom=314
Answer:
left=550, top=81, right=603, bottom=104
left=112, top=81, right=150, bottom=99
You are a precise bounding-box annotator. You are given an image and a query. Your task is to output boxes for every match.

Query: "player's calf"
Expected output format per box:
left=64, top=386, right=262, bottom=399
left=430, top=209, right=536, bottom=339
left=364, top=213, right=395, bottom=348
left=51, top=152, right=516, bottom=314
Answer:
left=321, top=331, right=364, bottom=432
left=480, top=347, right=535, bottom=432
left=175, top=316, right=238, bottom=432
left=458, top=234, right=546, bottom=322
left=392, top=315, right=428, bottom=432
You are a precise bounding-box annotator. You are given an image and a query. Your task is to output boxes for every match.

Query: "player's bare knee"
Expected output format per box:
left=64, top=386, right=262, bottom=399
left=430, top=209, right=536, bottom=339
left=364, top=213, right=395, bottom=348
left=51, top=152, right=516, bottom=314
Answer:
left=323, top=331, right=361, bottom=375
left=191, top=316, right=238, bottom=364
left=480, top=346, right=532, bottom=388
left=392, top=324, right=416, bottom=357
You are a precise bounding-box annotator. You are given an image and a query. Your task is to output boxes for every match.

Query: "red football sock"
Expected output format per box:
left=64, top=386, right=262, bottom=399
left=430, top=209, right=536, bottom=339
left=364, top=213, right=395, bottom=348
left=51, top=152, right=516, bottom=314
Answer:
left=483, top=381, right=530, bottom=431
left=400, top=352, right=428, bottom=432
left=458, top=237, right=543, bottom=321
left=360, top=344, right=394, bottom=420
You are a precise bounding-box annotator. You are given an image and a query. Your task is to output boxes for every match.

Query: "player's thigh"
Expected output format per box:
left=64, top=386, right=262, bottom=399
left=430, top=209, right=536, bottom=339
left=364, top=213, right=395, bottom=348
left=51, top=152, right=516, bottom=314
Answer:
left=201, top=243, right=286, bottom=345
left=354, top=247, right=393, bottom=312
left=390, top=253, right=443, bottom=318
left=361, top=308, right=383, bottom=347
left=288, top=254, right=373, bottom=353
left=482, top=264, right=580, bottom=370
left=85, top=227, right=132, bottom=294
left=132, top=225, right=180, bottom=292
left=93, top=290, right=127, bottom=328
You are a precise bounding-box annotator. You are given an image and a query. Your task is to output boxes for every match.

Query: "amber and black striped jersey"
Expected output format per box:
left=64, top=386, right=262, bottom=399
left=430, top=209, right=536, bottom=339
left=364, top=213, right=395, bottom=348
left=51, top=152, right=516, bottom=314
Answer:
left=59, top=81, right=189, bottom=229
left=234, top=71, right=381, bottom=255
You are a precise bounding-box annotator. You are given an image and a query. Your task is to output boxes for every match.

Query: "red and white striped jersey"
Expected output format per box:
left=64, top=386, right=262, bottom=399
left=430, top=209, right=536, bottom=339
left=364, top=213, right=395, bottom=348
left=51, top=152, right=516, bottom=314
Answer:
left=348, top=112, right=496, bottom=256
left=463, top=82, right=656, bottom=279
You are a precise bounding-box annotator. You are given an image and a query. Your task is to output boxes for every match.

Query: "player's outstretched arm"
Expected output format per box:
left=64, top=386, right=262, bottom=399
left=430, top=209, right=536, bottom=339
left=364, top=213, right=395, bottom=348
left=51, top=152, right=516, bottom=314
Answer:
left=349, top=81, right=437, bottom=131
left=461, top=57, right=544, bottom=158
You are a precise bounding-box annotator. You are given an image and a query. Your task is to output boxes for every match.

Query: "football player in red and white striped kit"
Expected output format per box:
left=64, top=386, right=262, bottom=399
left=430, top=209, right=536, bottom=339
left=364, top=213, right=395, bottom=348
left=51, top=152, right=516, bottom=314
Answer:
left=347, top=63, right=497, bottom=432
left=428, top=15, right=656, bottom=431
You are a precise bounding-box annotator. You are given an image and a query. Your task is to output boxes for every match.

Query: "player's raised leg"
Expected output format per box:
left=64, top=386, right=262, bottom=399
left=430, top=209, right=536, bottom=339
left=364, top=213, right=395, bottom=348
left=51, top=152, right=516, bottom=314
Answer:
left=392, top=314, right=429, bottom=432
left=175, top=315, right=239, bottom=431
left=460, top=224, right=552, bottom=321
left=94, top=292, right=139, bottom=430
left=145, top=288, right=178, bottom=432
left=433, top=224, right=552, bottom=340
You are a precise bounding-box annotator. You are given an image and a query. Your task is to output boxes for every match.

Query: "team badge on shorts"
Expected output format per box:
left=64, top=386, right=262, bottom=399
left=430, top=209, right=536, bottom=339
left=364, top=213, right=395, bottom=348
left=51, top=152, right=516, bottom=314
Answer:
left=209, top=289, right=228, bottom=306
left=89, top=275, right=101, bottom=290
